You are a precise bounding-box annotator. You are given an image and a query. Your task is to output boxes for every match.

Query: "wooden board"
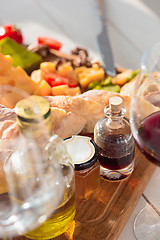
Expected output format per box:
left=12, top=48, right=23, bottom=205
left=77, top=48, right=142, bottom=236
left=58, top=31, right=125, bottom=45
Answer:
left=8, top=146, right=156, bottom=240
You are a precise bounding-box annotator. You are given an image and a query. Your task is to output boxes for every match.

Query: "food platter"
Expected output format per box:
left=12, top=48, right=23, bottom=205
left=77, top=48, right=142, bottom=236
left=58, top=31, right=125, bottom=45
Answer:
left=0, top=24, right=139, bottom=100
left=0, top=24, right=138, bottom=140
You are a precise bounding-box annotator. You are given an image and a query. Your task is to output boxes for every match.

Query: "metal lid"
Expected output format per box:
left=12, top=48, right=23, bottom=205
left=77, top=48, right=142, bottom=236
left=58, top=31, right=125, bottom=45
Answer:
left=15, top=95, right=50, bottom=122
left=64, top=135, right=98, bottom=171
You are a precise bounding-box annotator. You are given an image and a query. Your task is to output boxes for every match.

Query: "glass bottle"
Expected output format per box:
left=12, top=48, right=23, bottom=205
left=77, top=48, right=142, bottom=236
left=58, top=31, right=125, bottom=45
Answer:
left=14, top=95, right=76, bottom=239
left=94, top=96, right=135, bottom=180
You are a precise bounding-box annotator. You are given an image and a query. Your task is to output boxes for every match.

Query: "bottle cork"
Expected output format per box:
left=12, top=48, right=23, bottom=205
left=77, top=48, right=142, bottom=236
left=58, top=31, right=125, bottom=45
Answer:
left=109, top=96, right=123, bottom=114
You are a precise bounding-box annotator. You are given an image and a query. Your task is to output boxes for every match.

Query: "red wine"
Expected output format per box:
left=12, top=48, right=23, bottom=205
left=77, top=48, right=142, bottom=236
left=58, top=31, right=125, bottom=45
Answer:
left=95, top=134, right=135, bottom=170
left=136, top=111, right=160, bottom=166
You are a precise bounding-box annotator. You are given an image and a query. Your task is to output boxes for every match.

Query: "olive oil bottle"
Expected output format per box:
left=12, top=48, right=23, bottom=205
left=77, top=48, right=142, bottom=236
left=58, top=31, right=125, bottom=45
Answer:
left=26, top=190, right=76, bottom=239
left=15, top=96, right=76, bottom=239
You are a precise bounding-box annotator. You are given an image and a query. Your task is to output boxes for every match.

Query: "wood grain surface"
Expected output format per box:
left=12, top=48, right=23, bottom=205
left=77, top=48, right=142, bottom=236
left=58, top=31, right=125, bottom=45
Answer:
left=8, top=146, right=156, bottom=240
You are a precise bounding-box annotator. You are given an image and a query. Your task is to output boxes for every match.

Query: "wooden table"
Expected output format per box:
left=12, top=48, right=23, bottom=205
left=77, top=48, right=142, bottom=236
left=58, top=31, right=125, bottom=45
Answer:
left=1, top=1, right=160, bottom=239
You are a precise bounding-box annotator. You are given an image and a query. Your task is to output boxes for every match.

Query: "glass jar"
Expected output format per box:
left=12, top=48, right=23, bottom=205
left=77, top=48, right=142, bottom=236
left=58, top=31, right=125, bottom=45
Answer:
left=94, top=96, right=135, bottom=180
left=14, top=96, right=76, bottom=239
left=64, top=135, right=100, bottom=200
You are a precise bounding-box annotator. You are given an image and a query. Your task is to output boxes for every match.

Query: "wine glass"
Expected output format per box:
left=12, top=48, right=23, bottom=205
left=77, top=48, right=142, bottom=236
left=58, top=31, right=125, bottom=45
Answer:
left=0, top=85, right=64, bottom=239
left=130, top=42, right=160, bottom=239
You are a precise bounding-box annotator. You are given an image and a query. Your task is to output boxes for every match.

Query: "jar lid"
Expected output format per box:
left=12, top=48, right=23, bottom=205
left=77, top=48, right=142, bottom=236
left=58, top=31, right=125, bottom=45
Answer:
left=64, top=135, right=98, bottom=171
left=15, top=96, right=50, bottom=122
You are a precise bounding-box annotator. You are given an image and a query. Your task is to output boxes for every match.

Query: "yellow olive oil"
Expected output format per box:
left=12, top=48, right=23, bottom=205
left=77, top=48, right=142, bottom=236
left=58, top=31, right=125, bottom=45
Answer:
left=25, top=193, right=76, bottom=239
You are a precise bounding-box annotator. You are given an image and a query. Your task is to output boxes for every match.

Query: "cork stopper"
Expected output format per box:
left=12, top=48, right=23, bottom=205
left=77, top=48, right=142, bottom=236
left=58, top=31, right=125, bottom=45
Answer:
left=109, top=96, right=123, bottom=114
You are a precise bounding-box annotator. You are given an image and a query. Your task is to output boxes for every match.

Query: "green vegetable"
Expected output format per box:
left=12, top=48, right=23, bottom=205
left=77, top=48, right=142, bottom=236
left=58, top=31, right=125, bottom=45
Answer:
left=0, top=37, right=42, bottom=74
left=88, top=77, right=113, bottom=90
left=101, top=84, right=120, bottom=93
left=93, top=85, right=102, bottom=90
left=100, top=76, right=112, bottom=86
left=88, top=81, right=99, bottom=90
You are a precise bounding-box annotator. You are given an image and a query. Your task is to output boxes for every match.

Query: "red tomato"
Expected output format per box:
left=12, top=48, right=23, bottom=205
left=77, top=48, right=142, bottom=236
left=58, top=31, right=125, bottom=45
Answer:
left=47, top=75, right=67, bottom=87
left=0, top=24, right=23, bottom=44
left=45, top=73, right=78, bottom=88
left=37, top=36, right=62, bottom=50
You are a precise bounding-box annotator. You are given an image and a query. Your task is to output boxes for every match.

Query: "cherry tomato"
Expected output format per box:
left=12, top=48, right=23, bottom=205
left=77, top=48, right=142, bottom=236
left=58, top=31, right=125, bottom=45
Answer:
left=0, top=24, right=23, bottom=44
left=45, top=73, right=78, bottom=88
left=37, top=36, right=62, bottom=50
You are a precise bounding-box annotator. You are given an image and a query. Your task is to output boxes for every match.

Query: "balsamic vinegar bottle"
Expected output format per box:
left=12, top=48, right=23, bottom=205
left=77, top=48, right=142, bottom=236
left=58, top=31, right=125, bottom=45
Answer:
left=94, top=96, right=135, bottom=180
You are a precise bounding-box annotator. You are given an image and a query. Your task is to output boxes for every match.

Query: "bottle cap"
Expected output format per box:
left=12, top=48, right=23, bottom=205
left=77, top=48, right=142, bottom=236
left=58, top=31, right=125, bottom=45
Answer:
left=15, top=96, right=50, bottom=122
left=109, top=96, right=123, bottom=114
left=64, top=135, right=98, bottom=171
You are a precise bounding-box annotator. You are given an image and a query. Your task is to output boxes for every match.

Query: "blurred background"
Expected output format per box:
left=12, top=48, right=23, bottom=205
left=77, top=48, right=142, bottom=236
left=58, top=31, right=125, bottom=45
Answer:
left=0, top=0, right=160, bottom=69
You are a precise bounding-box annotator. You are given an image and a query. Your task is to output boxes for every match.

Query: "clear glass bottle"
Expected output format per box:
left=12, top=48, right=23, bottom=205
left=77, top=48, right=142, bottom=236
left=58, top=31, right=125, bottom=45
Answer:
left=14, top=95, right=76, bottom=239
left=94, top=96, right=135, bottom=180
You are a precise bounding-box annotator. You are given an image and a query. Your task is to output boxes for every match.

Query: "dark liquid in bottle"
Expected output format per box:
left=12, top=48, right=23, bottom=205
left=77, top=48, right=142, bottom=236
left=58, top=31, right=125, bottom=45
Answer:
left=98, top=150, right=134, bottom=170
left=136, top=111, right=160, bottom=166
left=95, top=134, right=134, bottom=170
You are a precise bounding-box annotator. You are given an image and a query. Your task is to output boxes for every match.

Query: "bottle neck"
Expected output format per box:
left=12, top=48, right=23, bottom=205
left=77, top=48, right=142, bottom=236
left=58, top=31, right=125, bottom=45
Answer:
left=15, top=95, right=52, bottom=141
left=104, top=105, right=126, bottom=129
left=17, top=112, right=52, bottom=141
